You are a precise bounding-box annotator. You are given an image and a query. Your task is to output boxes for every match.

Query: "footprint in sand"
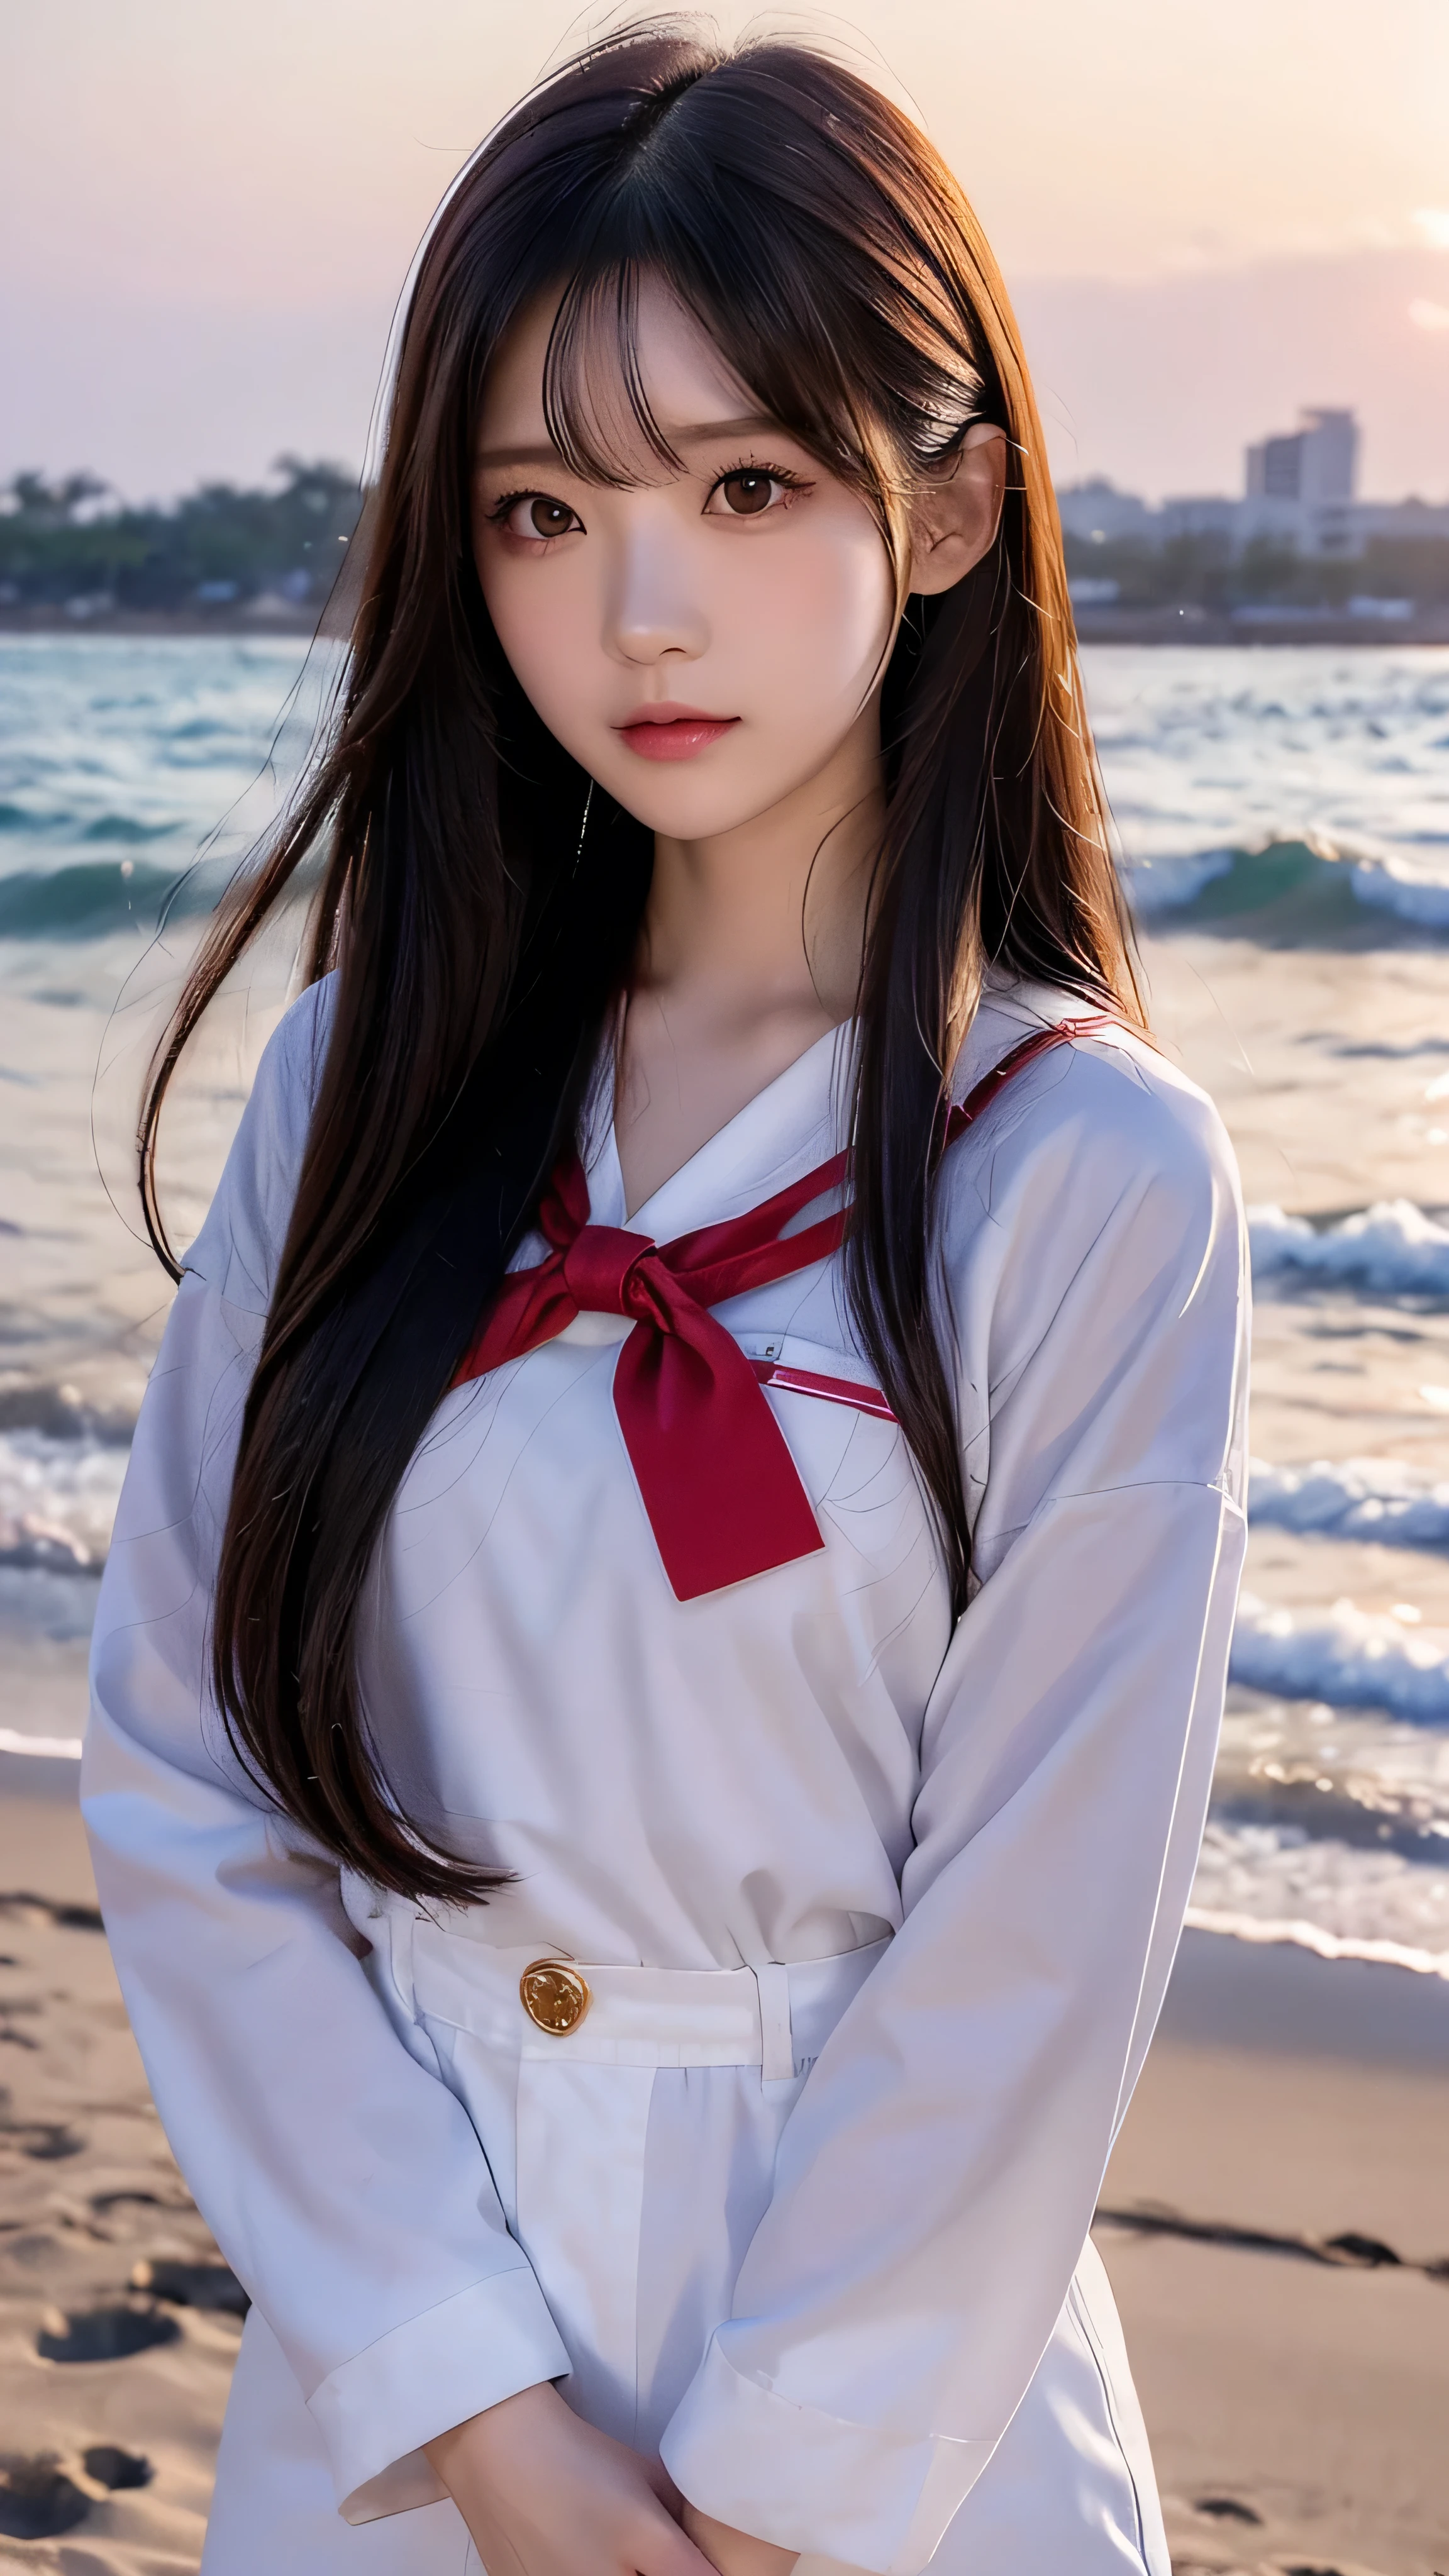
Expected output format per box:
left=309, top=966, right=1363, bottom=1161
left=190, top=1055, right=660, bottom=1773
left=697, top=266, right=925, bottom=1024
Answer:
left=0, top=2455, right=91, bottom=2541
left=82, top=2443, right=153, bottom=2490
left=131, top=2255, right=249, bottom=2314
left=0, top=2085, right=87, bottom=2160
left=1192, top=2496, right=1263, bottom=2525
left=36, top=2297, right=181, bottom=2362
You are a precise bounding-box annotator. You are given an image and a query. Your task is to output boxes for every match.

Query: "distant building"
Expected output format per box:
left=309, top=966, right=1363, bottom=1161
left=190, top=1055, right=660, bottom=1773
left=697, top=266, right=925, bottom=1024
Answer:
left=1245, top=408, right=1358, bottom=507
left=1057, top=410, right=1449, bottom=563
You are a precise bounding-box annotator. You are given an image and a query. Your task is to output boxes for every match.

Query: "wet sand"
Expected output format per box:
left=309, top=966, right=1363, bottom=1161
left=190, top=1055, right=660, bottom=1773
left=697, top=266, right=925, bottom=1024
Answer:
left=1099, top=1931, right=1449, bottom=2576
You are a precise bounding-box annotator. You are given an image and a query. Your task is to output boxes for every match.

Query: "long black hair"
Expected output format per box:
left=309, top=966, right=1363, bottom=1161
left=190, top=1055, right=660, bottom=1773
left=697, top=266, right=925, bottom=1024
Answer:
left=142, top=23, right=1143, bottom=1900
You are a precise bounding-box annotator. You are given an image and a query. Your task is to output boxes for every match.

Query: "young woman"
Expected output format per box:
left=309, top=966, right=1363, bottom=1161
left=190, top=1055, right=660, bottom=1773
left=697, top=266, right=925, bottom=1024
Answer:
left=84, top=27, right=1246, bottom=2576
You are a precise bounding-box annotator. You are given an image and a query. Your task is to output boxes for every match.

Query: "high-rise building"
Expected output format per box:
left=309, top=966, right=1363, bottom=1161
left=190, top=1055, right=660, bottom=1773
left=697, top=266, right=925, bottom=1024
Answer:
left=1245, top=409, right=1358, bottom=506
left=1057, top=406, right=1449, bottom=574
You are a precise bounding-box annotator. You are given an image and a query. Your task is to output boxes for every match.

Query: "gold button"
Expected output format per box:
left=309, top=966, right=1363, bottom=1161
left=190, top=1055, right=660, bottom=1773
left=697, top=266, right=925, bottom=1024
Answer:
left=519, top=1960, right=591, bottom=2035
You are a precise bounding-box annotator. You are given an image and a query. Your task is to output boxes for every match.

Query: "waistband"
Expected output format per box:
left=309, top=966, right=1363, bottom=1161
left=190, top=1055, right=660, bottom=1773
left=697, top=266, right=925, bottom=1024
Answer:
left=378, top=1914, right=891, bottom=2082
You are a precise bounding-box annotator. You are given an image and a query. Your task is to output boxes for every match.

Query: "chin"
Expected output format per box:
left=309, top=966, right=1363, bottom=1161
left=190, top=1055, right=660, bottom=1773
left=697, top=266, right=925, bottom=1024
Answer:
left=597, top=763, right=804, bottom=841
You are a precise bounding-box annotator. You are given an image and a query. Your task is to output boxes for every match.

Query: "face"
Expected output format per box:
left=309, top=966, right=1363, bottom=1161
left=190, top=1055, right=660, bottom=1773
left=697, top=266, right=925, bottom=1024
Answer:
left=472, top=278, right=899, bottom=842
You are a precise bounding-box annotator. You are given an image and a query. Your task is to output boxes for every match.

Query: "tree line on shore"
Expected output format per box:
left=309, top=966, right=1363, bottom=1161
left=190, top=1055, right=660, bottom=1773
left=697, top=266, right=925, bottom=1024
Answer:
left=4, top=458, right=1448, bottom=621
left=1062, top=527, right=1449, bottom=612
left=0, top=460, right=363, bottom=613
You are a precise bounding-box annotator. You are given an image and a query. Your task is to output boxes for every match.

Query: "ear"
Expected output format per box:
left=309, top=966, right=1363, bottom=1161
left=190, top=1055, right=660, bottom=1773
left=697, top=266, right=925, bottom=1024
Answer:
left=906, top=423, right=1008, bottom=598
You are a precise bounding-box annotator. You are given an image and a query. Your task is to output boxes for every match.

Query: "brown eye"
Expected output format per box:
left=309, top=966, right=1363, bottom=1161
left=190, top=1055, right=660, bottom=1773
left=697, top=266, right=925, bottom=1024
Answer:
left=718, top=470, right=775, bottom=516
left=525, top=497, right=575, bottom=538
left=498, top=492, right=580, bottom=541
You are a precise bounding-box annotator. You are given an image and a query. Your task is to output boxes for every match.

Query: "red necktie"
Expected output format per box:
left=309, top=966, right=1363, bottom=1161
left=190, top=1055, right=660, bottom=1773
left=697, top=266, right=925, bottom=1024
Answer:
left=452, top=1016, right=1118, bottom=1601
left=453, top=1146, right=850, bottom=1599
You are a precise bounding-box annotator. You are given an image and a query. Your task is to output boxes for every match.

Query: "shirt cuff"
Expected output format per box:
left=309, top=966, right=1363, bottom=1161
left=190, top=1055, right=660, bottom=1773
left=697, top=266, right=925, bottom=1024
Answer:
left=660, top=2336, right=994, bottom=2576
left=306, top=2263, right=572, bottom=2523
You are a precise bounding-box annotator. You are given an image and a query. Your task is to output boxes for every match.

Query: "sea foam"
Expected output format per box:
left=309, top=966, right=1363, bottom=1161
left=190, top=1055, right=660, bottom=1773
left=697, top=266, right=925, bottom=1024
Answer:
left=1351, top=853, right=1449, bottom=930
left=1187, top=1817, right=1449, bottom=1979
left=0, top=1430, right=128, bottom=1573
left=1248, top=1198, right=1449, bottom=1297
left=1249, top=1455, right=1449, bottom=1548
left=1230, top=1591, right=1449, bottom=1726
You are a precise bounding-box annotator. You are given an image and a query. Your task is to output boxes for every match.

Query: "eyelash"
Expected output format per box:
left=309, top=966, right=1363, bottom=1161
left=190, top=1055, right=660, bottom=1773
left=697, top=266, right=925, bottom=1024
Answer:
left=485, top=488, right=577, bottom=544
left=708, top=456, right=810, bottom=511
left=486, top=457, right=810, bottom=543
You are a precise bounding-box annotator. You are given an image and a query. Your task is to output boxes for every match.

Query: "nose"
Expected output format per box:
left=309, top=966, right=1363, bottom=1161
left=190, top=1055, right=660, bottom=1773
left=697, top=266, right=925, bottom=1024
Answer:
left=602, top=508, right=708, bottom=669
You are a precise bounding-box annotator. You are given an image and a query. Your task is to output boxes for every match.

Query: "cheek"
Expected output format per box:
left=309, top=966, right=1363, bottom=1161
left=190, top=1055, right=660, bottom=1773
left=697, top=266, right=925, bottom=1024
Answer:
left=724, top=521, right=894, bottom=713
left=479, top=551, right=592, bottom=736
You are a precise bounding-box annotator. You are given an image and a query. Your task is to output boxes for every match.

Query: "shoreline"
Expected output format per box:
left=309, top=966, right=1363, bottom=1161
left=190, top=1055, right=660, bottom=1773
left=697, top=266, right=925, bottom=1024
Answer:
left=0, top=608, right=317, bottom=641
left=1075, top=605, right=1449, bottom=645
left=4, top=604, right=1449, bottom=647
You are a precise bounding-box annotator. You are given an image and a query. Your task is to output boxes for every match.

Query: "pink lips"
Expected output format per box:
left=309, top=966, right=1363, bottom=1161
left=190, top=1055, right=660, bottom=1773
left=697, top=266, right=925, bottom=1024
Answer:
left=615, top=703, right=740, bottom=762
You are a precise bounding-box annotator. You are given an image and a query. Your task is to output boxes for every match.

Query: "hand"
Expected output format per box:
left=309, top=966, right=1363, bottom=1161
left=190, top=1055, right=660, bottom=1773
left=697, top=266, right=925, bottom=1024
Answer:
left=683, top=2502, right=799, bottom=2576
left=424, top=2381, right=716, bottom=2576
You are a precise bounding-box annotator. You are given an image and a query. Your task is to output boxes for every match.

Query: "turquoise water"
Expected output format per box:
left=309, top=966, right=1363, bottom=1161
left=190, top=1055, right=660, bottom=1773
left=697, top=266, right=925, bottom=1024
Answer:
left=4, top=638, right=1449, bottom=943
left=0, top=635, right=314, bottom=950
left=1085, top=644, right=1449, bottom=928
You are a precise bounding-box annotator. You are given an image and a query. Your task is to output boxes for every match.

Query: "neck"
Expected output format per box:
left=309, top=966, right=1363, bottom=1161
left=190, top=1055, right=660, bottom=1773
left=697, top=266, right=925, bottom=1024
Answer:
left=612, top=699, right=883, bottom=1218
left=635, top=698, right=883, bottom=1040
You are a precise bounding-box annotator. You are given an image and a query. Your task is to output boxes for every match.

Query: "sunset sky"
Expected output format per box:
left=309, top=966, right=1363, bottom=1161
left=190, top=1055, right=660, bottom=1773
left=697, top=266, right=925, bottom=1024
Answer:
left=4, top=0, right=1447, bottom=501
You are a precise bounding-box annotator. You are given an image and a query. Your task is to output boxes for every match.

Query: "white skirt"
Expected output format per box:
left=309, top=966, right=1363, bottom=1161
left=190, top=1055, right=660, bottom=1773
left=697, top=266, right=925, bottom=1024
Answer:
left=202, top=1907, right=1169, bottom=2576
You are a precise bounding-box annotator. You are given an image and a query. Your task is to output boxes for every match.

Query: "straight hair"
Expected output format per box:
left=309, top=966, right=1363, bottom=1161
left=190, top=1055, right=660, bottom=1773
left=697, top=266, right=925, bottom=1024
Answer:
left=141, top=23, right=1143, bottom=1900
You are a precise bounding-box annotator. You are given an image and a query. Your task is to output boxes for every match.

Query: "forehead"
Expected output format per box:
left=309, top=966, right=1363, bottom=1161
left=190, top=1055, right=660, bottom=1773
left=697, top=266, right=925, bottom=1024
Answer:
left=476, top=272, right=764, bottom=469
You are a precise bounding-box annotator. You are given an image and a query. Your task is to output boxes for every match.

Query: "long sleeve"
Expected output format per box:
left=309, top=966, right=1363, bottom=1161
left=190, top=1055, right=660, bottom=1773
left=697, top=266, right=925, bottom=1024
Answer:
left=81, top=983, right=570, bottom=2523
left=660, top=1035, right=1248, bottom=2573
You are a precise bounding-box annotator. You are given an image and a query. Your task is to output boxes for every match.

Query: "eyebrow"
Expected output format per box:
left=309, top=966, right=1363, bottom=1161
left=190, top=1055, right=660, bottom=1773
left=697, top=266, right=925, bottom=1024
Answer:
left=474, top=413, right=782, bottom=469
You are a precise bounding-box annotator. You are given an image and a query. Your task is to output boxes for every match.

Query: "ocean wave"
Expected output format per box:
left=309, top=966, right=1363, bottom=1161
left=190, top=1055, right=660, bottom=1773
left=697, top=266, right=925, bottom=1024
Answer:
left=1248, top=1197, right=1449, bottom=1297
left=79, top=813, right=180, bottom=846
left=1213, top=1690, right=1449, bottom=1862
left=1250, top=1455, right=1449, bottom=1547
left=0, top=1430, right=128, bottom=1574
left=1352, top=852, right=1449, bottom=929
left=0, top=804, right=186, bottom=851
left=1119, top=833, right=1449, bottom=935
left=1117, top=848, right=1236, bottom=916
left=1185, top=1901, right=1449, bottom=1980
left=1084, top=646, right=1449, bottom=948
left=1230, top=1590, right=1449, bottom=1725
left=0, top=1726, right=84, bottom=1762
left=0, top=859, right=218, bottom=940
left=0, top=1562, right=103, bottom=1642
left=1187, top=1818, right=1449, bottom=1979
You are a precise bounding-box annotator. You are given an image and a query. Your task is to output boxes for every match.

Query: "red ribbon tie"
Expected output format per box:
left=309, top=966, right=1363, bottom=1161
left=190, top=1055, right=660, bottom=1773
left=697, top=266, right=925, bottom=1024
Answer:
left=453, top=1149, right=848, bottom=1601
left=452, top=1015, right=1122, bottom=1602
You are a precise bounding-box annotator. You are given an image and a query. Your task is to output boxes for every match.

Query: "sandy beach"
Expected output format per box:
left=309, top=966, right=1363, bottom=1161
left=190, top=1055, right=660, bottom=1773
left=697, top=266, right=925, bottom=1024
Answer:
left=1102, top=1933, right=1449, bottom=2576
left=0, top=1792, right=237, bottom=2569
left=3, top=646, right=1449, bottom=2570
left=3, top=1791, right=1445, bottom=2575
